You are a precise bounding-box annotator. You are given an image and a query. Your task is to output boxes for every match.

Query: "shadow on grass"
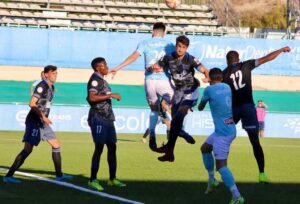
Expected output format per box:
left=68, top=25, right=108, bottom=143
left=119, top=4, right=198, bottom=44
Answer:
left=0, top=166, right=299, bottom=204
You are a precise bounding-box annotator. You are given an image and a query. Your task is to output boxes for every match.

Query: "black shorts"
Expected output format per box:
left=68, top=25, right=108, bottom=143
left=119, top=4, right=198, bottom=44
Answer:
left=233, top=103, right=259, bottom=130
left=89, top=116, right=116, bottom=144
left=23, top=123, right=55, bottom=146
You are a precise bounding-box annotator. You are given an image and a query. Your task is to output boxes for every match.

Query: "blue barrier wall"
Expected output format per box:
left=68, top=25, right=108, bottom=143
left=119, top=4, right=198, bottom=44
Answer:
left=0, top=27, right=300, bottom=75
left=1, top=104, right=300, bottom=138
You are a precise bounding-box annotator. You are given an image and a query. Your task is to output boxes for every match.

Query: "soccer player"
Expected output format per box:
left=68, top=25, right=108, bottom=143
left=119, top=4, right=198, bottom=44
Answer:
left=198, top=68, right=244, bottom=204
left=110, top=22, right=194, bottom=151
left=87, top=57, right=126, bottom=191
left=3, top=65, right=73, bottom=183
left=30, top=71, right=46, bottom=95
left=156, top=35, right=209, bottom=162
left=222, top=46, right=291, bottom=183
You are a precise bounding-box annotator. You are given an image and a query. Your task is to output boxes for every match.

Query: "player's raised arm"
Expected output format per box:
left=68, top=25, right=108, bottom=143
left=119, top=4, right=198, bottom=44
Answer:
left=257, top=46, right=291, bottom=67
left=109, top=51, right=140, bottom=79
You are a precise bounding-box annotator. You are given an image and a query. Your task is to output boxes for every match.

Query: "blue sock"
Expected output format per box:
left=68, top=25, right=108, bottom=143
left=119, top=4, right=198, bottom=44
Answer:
left=218, top=166, right=240, bottom=197
left=149, top=111, right=159, bottom=137
left=202, top=153, right=215, bottom=181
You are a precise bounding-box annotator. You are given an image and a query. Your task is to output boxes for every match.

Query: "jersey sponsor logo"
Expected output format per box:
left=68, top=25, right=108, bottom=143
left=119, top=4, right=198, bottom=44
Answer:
left=37, top=87, right=43, bottom=93
left=91, top=80, right=98, bottom=87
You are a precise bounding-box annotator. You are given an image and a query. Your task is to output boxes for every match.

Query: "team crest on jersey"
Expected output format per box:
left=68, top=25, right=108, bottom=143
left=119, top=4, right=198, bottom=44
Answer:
left=91, top=80, right=98, bottom=87
left=37, top=87, right=43, bottom=93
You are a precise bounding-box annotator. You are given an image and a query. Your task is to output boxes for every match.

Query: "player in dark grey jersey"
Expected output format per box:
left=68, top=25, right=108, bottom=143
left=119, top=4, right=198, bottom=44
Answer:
left=3, top=65, right=73, bottom=184
left=222, top=46, right=291, bottom=183
left=155, top=35, right=209, bottom=162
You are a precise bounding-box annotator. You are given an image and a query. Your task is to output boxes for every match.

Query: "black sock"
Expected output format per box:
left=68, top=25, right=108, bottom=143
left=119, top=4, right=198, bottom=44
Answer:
left=52, top=149, right=62, bottom=177
left=6, top=149, right=30, bottom=177
left=107, top=144, right=117, bottom=180
left=90, top=143, right=104, bottom=182
left=167, top=111, right=186, bottom=149
left=143, top=128, right=150, bottom=138
left=247, top=129, right=265, bottom=173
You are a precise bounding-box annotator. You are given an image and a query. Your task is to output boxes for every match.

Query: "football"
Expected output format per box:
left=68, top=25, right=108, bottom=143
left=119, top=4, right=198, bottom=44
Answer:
left=165, top=0, right=180, bottom=9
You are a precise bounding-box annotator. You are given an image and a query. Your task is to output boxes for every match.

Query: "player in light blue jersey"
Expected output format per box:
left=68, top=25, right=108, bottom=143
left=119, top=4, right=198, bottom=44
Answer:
left=111, top=22, right=193, bottom=151
left=198, top=68, right=244, bottom=204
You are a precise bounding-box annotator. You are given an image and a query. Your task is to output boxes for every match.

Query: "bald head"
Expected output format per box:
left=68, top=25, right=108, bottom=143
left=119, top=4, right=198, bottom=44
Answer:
left=226, top=50, right=239, bottom=65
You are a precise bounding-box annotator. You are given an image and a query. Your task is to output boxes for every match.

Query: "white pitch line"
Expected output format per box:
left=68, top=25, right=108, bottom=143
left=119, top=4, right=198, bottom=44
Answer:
left=0, top=167, right=144, bottom=204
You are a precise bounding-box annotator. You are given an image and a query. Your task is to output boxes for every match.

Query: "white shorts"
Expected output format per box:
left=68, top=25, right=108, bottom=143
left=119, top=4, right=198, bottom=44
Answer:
left=205, top=133, right=235, bottom=160
left=145, top=79, right=174, bottom=105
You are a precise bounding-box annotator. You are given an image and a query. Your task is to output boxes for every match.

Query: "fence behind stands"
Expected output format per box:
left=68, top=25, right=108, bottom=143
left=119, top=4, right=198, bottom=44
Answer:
left=0, top=27, right=300, bottom=76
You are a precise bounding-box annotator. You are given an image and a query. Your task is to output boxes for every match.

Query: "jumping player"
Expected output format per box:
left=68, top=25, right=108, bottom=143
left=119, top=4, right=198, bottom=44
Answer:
left=110, top=22, right=194, bottom=151
left=156, top=35, right=209, bottom=162
left=222, top=46, right=291, bottom=183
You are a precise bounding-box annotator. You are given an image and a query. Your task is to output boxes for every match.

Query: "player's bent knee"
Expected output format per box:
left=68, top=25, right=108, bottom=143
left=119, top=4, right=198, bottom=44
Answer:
left=201, top=143, right=212, bottom=153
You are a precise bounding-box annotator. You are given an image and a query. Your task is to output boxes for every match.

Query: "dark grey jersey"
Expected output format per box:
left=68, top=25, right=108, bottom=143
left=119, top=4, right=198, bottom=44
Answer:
left=26, top=80, right=54, bottom=125
left=87, top=72, right=115, bottom=121
left=222, top=60, right=257, bottom=107
left=159, top=52, right=201, bottom=91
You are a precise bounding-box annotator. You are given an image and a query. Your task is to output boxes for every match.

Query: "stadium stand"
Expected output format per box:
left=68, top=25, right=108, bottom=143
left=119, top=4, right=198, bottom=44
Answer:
left=0, top=0, right=226, bottom=35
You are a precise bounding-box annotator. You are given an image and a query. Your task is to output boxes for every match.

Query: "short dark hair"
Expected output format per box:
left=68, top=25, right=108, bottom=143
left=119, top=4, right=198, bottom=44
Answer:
left=44, top=65, right=57, bottom=73
left=258, top=100, right=263, bottom=102
left=91, top=57, right=106, bottom=71
left=153, top=22, right=166, bottom=32
left=226, top=50, right=239, bottom=64
left=209, top=68, right=223, bottom=82
left=176, top=35, right=189, bottom=47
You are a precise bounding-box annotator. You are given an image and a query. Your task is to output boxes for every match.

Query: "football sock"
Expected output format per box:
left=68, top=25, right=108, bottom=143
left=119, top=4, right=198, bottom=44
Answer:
left=107, top=144, right=117, bottom=180
left=167, top=111, right=186, bottom=149
left=143, top=128, right=150, bottom=138
left=52, top=148, right=62, bottom=177
left=149, top=111, right=159, bottom=137
left=202, top=153, right=215, bottom=181
left=247, top=129, right=265, bottom=173
left=219, top=166, right=240, bottom=197
left=6, top=149, right=30, bottom=177
left=90, top=143, right=104, bottom=181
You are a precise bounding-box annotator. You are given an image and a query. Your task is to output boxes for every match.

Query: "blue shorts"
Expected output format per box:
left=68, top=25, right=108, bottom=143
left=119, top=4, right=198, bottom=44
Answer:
left=89, top=116, right=116, bottom=144
left=23, top=123, right=56, bottom=146
left=233, top=103, right=259, bottom=130
left=205, top=133, right=236, bottom=160
left=258, top=121, right=265, bottom=130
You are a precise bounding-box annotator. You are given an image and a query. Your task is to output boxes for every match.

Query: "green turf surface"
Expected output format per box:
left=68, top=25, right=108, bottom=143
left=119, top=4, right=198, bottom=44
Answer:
left=1, top=131, right=300, bottom=204
left=1, top=80, right=300, bottom=112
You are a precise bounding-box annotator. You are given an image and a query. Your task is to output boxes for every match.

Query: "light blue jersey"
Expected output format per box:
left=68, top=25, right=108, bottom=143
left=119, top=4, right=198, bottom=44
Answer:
left=136, top=36, right=175, bottom=80
left=201, top=83, right=236, bottom=136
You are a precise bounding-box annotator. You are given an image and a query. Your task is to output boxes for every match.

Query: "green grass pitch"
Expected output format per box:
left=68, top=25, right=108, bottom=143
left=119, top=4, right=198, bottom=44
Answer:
left=1, top=131, right=300, bottom=204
